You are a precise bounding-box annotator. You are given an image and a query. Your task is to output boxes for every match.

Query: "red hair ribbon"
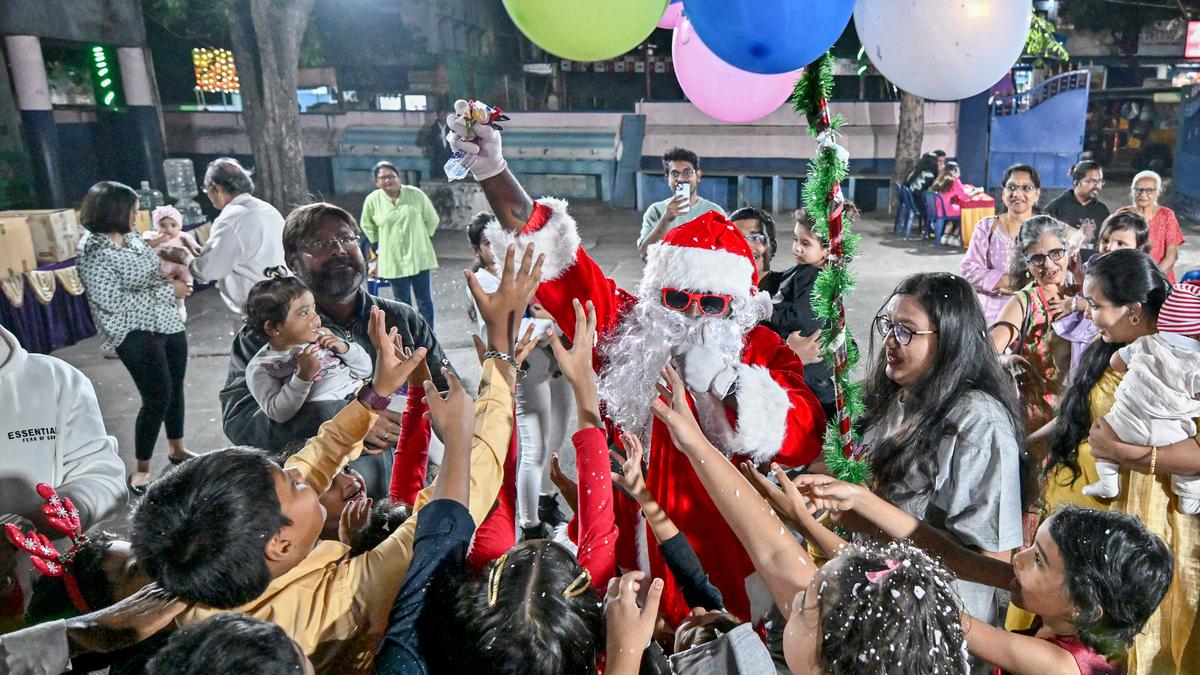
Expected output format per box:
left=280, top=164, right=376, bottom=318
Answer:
left=3, top=483, right=90, bottom=613
left=864, top=558, right=901, bottom=585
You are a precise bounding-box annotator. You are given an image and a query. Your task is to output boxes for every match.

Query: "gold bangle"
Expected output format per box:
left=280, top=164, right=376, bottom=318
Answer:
left=1149, top=446, right=1158, bottom=476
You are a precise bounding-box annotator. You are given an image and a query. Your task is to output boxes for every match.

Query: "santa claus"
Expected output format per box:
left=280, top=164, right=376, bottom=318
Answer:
left=448, top=103, right=826, bottom=623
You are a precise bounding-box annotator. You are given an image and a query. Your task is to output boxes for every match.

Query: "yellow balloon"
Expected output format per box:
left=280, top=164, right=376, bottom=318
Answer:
left=502, top=0, right=667, bottom=62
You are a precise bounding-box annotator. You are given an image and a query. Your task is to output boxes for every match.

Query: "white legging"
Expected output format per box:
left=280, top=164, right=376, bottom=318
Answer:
left=516, top=346, right=573, bottom=528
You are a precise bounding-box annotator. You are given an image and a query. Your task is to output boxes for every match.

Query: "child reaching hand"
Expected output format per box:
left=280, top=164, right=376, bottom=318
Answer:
left=144, top=205, right=201, bottom=321
left=243, top=267, right=389, bottom=423
left=1084, top=281, right=1200, bottom=512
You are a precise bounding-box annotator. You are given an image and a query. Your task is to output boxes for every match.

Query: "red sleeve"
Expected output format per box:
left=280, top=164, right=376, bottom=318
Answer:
left=1166, top=209, right=1185, bottom=246
left=573, top=427, right=618, bottom=590
left=730, top=327, right=826, bottom=467
left=388, top=387, right=431, bottom=505
left=535, top=247, right=636, bottom=345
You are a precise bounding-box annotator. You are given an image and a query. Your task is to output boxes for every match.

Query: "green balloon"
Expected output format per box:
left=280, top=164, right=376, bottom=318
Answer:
left=502, top=0, right=667, bottom=62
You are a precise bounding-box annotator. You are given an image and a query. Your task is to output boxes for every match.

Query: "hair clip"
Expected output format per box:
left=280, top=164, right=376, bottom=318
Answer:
left=563, top=568, right=592, bottom=599
left=3, top=483, right=90, bottom=612
left=487, top=551, right=510, bottom=607
left=864, top=558, right=901, bottom=585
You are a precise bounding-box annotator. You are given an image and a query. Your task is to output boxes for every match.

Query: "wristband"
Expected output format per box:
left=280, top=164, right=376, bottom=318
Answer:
left=1149, top=446, right=1158, bottom=476
left=483, top=350, right=520, bottom=369
left=356, top=380, right=392, bottom=411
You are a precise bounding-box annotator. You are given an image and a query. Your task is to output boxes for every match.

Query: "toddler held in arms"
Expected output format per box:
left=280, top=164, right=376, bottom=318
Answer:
left=144, top=205, right=201, bottom=320
left=243, top=267, right=391, bottom=423
left=1084, top=281, right=1200, bottom=512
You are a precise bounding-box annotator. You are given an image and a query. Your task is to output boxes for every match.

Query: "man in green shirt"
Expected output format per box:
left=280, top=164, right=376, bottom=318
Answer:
left=637, top=147, right=726, bottom=258
left=360, top=161, right=440, bottom=328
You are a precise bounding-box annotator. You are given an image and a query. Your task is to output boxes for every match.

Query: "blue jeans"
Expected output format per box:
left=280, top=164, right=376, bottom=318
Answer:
left=389, top=269, right=435, bottom=329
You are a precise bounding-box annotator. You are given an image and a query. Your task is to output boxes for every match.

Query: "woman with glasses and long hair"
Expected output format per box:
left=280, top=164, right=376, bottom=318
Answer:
left=990, top=215, right=1079, bottom=436
left=1114, top=170, right=1185, bottom=282
left=960, top=164, right=1042, bottom=324
left=857, top=272, right=1034, bottom=653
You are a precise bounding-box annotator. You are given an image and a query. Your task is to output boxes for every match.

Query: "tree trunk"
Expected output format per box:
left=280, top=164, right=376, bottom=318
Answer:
left=228, top=0, right=316, bottom=212
left=890, top=90, right=925, bottom=213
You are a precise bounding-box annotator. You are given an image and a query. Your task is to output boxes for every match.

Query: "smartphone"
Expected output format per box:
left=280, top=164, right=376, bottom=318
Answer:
left=675, top=182, right=691, bottom=214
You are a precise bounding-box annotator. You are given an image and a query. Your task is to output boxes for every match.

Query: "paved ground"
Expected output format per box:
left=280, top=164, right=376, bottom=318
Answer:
left=54, top=188, right=1200, bottom=486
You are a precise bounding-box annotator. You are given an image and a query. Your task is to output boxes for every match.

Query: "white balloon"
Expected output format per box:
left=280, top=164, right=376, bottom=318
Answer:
left=855, top=0, right=1032, bottom=101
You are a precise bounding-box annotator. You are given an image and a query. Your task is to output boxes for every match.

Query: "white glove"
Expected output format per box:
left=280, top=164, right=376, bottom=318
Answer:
left=672, top=343, right=738, bottom=399
left=445, top=100, right=507, bottom=181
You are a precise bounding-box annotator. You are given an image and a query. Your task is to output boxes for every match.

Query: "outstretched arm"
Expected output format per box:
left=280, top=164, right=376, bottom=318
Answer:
left=652, top=365, right=816, bottom=612
left=963, top=614, right=1084, bottom=675
left=794, top=474, right=1015, bottom=589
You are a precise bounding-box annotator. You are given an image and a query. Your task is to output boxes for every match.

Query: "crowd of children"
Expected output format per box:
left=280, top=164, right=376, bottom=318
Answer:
left=2, top=107, right=1197, bottom=675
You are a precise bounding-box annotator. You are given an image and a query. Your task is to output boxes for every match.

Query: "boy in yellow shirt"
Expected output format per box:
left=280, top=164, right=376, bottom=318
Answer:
left=132, top=245, right=544, bottom=673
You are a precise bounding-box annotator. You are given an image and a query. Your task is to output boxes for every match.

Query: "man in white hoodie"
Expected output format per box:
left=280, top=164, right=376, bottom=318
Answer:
left=0, top=323, right=125, bottom=620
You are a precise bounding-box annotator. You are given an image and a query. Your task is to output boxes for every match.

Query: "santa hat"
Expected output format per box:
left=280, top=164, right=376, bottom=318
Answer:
left=638, top=211, right=773, bottom=321
left=1158, top=281, right=1200, bottom=336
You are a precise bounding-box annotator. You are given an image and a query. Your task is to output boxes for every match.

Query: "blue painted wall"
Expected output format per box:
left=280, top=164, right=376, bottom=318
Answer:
left=987, top=88, right=1088, bottom=190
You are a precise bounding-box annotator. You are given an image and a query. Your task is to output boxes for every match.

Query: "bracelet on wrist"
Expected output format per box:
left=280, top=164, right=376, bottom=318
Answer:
left=483, top=350, right=520, bottom=370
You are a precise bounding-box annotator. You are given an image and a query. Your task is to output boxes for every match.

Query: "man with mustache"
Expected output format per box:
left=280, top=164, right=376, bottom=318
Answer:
left=220, top=202, right=452, bottom=498
left=447, top=102, right=825, bottom=625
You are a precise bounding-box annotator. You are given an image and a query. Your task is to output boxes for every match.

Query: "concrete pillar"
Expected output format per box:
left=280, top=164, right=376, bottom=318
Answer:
left=6, top=35, right=66, bottom=207
left=117, top=47, right=166, bottom=190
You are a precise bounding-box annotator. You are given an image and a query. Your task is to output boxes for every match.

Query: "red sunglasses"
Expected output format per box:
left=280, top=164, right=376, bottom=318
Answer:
left=661, top=288, right=733, bottom=315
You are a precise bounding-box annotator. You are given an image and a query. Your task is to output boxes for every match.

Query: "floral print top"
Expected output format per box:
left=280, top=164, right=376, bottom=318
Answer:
left=76, top=231, right=185, bottom=350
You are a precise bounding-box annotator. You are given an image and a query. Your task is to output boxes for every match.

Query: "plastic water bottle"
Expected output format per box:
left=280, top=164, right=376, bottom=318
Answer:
left=136, top=181, right=164, bottom=211
left=444, top=150, right=476, bottom=182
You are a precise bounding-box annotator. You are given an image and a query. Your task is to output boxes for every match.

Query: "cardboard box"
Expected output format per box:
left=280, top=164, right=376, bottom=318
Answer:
left=0, top=219, right=37, bottom=278
left=0, top=209, right=81, bottom=264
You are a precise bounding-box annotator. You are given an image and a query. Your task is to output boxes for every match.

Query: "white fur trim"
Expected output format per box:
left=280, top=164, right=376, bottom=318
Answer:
left=482, top=197, right=580, bottom=281
left=638, top=243, right=756, bottom=300
left=730, top=364, right=792, bottom=463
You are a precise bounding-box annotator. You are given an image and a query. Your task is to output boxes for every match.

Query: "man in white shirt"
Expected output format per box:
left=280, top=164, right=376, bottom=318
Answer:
left=637, top=147, right=726, bottom=258
left=161, top=158, right=285, bottom=313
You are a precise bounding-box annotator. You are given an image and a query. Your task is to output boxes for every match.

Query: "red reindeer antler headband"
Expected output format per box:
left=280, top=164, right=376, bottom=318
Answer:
left=4, top=483, right=90, bottom=613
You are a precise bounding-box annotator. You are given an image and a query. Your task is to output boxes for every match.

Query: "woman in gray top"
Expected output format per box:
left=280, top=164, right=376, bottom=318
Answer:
left=857, top=272, right=1035, bottom=632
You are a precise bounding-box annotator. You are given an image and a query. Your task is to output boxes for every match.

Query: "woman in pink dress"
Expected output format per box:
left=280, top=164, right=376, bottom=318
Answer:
left=961, top=163, right=1041, bottom=324
left=1115, top=170, right=1185, bottom=282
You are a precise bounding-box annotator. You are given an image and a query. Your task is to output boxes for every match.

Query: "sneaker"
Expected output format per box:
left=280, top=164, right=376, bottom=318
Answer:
left=539, top=494, right=568, bottom=526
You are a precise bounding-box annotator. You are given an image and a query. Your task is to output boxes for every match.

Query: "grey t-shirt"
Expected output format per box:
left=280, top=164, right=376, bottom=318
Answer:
left=639, top=196, right=727, bottom=247
left=861, top=390, right=1025, bottom=627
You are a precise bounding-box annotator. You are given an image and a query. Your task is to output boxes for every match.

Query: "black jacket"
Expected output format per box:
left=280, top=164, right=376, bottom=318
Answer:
left=220, top=290, right=453, bottom=451
left=761, top=265, right=837, bottom=414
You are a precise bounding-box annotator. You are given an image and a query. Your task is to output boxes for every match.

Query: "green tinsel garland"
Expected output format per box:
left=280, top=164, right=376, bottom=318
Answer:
left=790, top=52, right=871, bottom=486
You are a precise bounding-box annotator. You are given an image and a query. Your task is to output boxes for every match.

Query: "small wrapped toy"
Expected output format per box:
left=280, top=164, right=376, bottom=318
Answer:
left=444, top=99, right=510, bottom=181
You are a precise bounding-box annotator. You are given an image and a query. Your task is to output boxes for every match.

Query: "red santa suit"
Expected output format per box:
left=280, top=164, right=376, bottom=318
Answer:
left=486, top=199, right=826, bottom=624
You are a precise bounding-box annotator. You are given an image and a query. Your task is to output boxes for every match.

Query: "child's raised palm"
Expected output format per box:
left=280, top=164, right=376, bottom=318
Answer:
left=611, top=432, right=649, bottom=499
left=368, top=306, right=427, bottom=397
left=548, top=299, right=598, bottom=388
left=650, top=364, right=710, bottom=452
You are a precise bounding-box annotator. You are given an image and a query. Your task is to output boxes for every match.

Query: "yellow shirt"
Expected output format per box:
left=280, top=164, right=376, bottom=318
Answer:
left=179, top=359, right=516, bottom=673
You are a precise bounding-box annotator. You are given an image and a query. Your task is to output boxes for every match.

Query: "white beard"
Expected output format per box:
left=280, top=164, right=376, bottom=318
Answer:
left=597, top=297, right=755, bottom=439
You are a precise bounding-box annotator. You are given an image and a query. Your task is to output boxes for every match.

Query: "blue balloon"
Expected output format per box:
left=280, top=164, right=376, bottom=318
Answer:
left=684, top=0, right=855, bottom=75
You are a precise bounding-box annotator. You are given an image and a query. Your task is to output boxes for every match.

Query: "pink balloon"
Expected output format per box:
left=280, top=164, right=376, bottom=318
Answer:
left=657, top=1, right=683, bottom=29
left=672, top=17, right=801, bottom=123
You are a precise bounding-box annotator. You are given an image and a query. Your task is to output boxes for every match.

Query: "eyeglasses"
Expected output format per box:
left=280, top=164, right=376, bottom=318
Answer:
left=661, top=288, right=732, bottom=316
left=744, top=233, right=769, bottom=244
left=1024, top=248, right=1067, bottom=268
left=1079, top=178, right=1105, bottom=186
left=668, top=169, right=696, bottom=179
left=874, top=315, right=936, bottom=346
left=300, top=235, right=359, bottom=253
left=1003, top=183, right=1038, bottom=194
left=1132, top=187, right=1158, bottom=195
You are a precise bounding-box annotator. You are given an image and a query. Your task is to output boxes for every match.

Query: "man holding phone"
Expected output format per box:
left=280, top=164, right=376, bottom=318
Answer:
left=638, top=147, right=726, bottom=258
